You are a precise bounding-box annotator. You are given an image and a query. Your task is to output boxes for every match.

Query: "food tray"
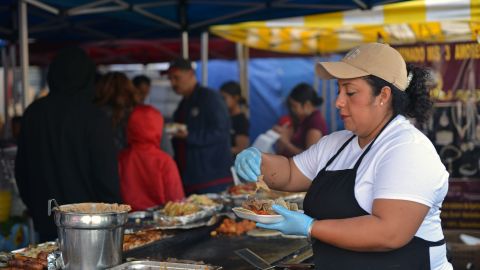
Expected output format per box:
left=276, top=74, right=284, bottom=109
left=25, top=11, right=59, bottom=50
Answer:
left=108, top=260, right=222, bottom=269
left=154, top=215, right=218, bottom=230
left=153, top=207, right=214, bottom=225
left=128, top=211, right=153, bottom=220
left=11, top=241, right=58, bottom=255
left=201, top=203, right=223, bottom=213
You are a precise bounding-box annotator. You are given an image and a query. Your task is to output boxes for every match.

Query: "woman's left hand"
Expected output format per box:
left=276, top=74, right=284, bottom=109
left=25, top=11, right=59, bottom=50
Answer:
left=256, top=205, right=314, bottom=236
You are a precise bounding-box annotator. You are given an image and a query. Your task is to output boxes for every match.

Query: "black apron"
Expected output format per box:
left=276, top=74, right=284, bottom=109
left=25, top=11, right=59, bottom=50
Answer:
left=303, top=118, right=445, bottom=270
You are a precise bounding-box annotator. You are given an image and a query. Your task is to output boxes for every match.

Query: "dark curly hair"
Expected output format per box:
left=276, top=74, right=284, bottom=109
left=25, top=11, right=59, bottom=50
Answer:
left=364, top=64, right=433, bottom=125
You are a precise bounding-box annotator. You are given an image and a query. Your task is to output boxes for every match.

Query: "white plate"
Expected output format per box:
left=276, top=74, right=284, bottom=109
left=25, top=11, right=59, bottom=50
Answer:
left=281, top=233, right=307, bottom=239
left=232, top=207, right=284, bottom=224
left=247, top=228, right=282, bottom=238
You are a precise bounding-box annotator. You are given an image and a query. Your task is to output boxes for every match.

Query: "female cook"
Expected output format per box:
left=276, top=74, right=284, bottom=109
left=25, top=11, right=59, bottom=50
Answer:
left=235, top=43, right=452, bottom=270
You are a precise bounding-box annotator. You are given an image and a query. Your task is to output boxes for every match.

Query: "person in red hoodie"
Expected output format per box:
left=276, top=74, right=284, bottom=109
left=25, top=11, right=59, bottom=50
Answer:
left=119, top=105, right=185, bottom=211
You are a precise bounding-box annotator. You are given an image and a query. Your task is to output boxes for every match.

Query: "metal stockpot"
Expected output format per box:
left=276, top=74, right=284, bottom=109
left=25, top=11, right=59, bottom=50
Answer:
left=48, top=200, right=129, bottom=270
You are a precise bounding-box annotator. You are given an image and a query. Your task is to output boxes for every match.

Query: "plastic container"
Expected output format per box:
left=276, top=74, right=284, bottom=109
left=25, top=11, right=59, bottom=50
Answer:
left=252, top=129, right=280, bottom=154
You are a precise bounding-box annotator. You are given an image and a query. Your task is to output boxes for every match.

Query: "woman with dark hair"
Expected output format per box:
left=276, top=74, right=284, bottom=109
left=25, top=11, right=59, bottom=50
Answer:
left=235, top=43, right=451, bottom=269
left=275, top=83, right=328, bottom=157
left=95, top=72, right=139, bottom=152
left=220, top=81, right=250, bottom=156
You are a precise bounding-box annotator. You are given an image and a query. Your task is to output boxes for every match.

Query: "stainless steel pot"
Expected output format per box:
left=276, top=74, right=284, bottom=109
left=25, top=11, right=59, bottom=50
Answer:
left=48, top=200, right=129, bottom=270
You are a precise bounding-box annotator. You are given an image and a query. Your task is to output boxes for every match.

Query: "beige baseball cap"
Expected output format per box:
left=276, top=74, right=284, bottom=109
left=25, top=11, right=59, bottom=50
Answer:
left=316, top=43, right=408, bottom=91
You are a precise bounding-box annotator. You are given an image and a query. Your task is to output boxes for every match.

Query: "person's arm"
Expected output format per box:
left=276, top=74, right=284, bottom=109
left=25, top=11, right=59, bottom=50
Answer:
left=275, top=139, right=302, bottom=156
left=258, top=141, right=442, bottom=252
left=305, top=129, right=323, bottom=148
left=187, top=93, right=230, bottom=146
left=311, top=199, right=429, bottom=251
left=232, top=134, right=249, bottom=155
left=261, top=153, right=311, bottom=192
left=276, top=128, right=322, bottom=156
left=235, top=147, right=311, bottom=192
left=89, top=111, right=122, bottom=203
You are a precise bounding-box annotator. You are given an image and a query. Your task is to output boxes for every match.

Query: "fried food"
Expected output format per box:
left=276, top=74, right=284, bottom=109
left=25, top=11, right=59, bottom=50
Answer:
left=163, top=201, right=200, bottom=216
left=228, top=183, right=257, bottom=195
left=186, top=194, right=216, bottom=206
left=6, top=242, right=57, bottom=270
left=241, top=196, right=298, bottom=215
left=210, top=218, right=256, bottom=237
left=58, top=203, right=131, bottom=213
left=123, top=229, right=168, bottom=251
left=255, top=175, right=270, bottom=192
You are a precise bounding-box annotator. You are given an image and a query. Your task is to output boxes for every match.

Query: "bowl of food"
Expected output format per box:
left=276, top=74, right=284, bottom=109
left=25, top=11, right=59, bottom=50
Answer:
left=232, top=207, right=284, bottom=224
left=232, top=196, right=299, bottom=224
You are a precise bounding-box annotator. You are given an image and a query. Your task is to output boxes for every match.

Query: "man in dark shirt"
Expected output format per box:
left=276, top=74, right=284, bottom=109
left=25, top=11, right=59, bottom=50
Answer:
left=15, top=47, right=121, bottom=241
left=168, top=58, right=233, bottom=194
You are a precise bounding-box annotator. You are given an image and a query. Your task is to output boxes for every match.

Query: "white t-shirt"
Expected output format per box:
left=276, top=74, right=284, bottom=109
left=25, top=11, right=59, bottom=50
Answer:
left=294, top=115, right=452, bottom=270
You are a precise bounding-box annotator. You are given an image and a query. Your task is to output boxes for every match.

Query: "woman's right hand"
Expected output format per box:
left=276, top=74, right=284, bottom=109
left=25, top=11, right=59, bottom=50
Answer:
left=234, top=147, right=262, bottom=182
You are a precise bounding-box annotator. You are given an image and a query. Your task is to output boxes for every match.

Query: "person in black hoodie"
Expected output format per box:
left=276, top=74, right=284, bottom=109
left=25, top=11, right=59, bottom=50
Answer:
left=15, top=47, right=121, bottom=242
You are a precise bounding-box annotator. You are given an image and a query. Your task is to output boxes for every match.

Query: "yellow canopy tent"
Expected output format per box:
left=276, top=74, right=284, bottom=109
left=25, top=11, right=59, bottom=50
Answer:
left=210, top=0, right=480, bottom=54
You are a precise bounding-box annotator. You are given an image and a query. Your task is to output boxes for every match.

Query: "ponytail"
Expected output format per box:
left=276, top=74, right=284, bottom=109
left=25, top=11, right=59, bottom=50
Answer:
left=365, top=64, right=433, bottom=125
left=402, top=64, right=433, bottom=124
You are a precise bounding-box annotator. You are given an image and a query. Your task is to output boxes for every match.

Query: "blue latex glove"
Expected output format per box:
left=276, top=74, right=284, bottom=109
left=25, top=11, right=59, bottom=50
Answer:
left=234, top=147, right=262, bottom=182
left=257, top=205, right=314, bottom=237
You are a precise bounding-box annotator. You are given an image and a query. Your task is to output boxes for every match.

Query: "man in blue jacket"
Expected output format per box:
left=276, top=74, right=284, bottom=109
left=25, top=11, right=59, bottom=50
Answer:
left=168, top=58, right=233, bottom=194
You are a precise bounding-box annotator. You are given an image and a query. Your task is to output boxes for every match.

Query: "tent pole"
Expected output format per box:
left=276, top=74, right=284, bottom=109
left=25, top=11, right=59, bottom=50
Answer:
left=9, top=45, right=16, bottom=119
left=200, top=31, right=208, bottom=86
left=19, top=0, right=30, bottom=111
left=1, top=47, right=8, bottom=138
left=182, top=31, right=189, bottom=59
left=236, top=43, right=249, bottom=106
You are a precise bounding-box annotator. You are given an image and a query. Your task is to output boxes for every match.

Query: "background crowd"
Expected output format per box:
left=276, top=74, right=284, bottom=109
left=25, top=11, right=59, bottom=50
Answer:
left=13, top=47, right=329, bottom=241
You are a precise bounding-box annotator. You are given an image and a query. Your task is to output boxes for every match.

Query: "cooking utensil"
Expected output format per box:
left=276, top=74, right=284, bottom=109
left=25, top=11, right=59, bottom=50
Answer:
left=236, top=239, right=315, bottom=269
left=235, top=248, right=272, bottom=269
left=49, top=200, right=129, bottom=270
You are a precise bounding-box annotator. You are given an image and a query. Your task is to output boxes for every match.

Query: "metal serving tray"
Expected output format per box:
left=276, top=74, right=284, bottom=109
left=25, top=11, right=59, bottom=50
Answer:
left=108, top=260, right=222, bottom=269
left=153, top=207, right=214, bottom=225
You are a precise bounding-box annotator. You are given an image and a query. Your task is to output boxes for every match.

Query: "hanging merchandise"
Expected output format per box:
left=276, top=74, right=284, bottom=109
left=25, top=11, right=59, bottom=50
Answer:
left=459, top=163, right=478, bottom=177
left=476, top=102, right=480, bottom=142
left=435, top=130, right=454, bottom=146
left=439, top=145, right=462, bottom=175
left=439, top=110, right=450, bottom=128
left=451, top=102, right=473, bottom=141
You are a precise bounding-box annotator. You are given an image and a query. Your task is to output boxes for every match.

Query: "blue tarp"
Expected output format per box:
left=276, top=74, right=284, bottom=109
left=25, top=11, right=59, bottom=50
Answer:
left=196, top=57, right=344, bottom=142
